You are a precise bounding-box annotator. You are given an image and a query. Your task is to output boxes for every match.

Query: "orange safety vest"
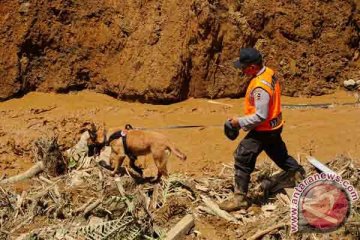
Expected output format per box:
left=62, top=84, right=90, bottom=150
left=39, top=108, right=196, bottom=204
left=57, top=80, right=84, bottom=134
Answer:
left=244, top=67, right=284, bottom=131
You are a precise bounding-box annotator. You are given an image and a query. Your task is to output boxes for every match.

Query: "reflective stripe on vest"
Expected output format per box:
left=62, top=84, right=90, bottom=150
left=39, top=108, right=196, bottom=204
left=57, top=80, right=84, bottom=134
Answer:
left=244, top=67, right=284, bottom=131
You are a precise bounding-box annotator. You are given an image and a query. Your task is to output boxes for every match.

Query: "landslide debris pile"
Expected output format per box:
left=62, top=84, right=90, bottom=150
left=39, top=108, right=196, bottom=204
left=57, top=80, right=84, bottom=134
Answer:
left=0, top=137, right=359, bottom=240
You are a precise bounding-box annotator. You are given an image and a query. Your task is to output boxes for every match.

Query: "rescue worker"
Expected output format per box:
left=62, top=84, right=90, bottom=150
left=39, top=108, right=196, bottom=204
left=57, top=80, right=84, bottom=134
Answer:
left=219, top=48, right=305, bottom=212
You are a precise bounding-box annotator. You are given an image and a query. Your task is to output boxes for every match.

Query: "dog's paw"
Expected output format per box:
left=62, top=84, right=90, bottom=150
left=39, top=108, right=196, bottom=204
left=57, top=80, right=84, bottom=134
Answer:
left=142, top=168, right=157, bottom=179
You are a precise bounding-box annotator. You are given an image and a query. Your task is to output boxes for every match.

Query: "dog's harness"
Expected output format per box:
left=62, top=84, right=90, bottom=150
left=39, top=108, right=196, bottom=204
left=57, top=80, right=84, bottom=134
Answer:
left=106, top=124, right=137, bottom=161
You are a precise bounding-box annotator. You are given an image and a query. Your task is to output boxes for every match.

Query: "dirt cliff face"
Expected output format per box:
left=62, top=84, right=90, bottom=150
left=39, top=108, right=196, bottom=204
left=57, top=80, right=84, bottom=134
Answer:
left=0, top=0, right=359, bottom=102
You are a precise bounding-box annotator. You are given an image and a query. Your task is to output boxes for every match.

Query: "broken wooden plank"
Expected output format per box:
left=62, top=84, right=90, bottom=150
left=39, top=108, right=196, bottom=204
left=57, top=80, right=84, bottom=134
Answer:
left=164, top=214, right=195, bottom=240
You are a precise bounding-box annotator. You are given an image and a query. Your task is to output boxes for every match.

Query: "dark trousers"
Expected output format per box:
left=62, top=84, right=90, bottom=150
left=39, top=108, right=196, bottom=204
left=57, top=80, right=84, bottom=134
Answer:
left=234, top=127, right=303, bottom=193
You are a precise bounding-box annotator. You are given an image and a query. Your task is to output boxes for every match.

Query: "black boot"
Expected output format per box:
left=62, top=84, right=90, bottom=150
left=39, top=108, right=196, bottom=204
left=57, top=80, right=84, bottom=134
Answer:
left=218, top=192, right=249, bottom=212
left=261, top=167, right=306, bottom=196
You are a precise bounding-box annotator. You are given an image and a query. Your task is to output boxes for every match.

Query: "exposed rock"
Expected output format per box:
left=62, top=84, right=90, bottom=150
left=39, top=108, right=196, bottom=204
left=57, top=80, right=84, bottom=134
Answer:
left=18, top=2, right=30, bottom=14
left=344, top=79, right=356, bottom=89
left=0, top=0, right=359, bottom=102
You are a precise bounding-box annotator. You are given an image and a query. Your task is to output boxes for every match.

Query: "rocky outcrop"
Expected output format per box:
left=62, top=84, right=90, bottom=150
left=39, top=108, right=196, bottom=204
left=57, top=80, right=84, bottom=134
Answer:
left=0, top=0, right=359, bottom=102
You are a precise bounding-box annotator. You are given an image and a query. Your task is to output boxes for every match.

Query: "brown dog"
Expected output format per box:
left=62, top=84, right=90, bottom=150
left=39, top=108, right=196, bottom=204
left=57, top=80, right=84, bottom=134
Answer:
left=84, top=123, right=187, bottom=179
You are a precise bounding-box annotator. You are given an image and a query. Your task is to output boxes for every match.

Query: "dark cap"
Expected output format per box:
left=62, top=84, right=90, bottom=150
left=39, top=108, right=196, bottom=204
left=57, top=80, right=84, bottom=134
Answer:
left=234, top=48, right=262, bottom=69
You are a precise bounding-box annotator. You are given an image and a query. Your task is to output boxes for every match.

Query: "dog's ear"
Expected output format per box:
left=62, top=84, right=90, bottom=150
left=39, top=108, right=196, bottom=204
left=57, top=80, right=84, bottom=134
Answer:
left=79, top=121, right=92, bottom=134
left=79, top=128, right=88, bottom=134
left=125, top=124, right=133, bottom=130
left=80, top=121, right=92, bottom=128
left=90, top=122, right=97, bottom=132
left=79, top=121, right=92, bottom=133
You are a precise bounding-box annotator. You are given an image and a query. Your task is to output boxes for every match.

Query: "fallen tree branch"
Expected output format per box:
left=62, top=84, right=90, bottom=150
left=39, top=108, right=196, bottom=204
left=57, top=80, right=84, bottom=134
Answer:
left=0, top=162, right=45, bottom=185
left=249, top=223, right=288, bottom=240
left=201, top=195, right=237, bottom=222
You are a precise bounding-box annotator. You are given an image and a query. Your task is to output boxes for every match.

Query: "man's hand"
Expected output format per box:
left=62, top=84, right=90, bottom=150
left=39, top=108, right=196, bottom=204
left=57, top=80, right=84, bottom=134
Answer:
left=228, top=116, right=240, bottom=128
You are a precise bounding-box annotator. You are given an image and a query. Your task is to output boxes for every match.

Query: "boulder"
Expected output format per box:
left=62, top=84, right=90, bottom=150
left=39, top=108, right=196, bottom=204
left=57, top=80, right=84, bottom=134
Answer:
left=344, top=79, right=356, bottom=89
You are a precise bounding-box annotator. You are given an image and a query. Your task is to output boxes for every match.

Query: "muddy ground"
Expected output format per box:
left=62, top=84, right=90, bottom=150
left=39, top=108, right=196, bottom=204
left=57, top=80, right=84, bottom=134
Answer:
left=1, top=90, right=359, bottom=179
left=0, top=90, right=360, bottom=239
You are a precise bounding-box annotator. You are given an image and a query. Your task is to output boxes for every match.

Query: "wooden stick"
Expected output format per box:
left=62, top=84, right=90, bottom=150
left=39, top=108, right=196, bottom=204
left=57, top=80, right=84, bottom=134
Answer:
left=39, top=176, right=54, bottom=185
left=31, top=184, right=57, bottom=199
left=0, top=161, right=45, bottom=185
left=14, top=191, right=27, bottom=220
left=164, top=214, right=195, bottom=240
left=249, top=223, right=287, bottom=240
left=201, top=195, right=237, bottom=222
left=197, top=206, right=216, bottom=216
left=53, top=185, right=61, bottom=198
left=150, top=184, right=160, bottom=210
left=114, top=177, right=133, bottom=212
left=74, top=197, right=95, bottom=215
left=0, top=229, right=10, bottom=235
left=10, top=215, right=34, bottom=233
left=83, top=198, right=103, bottom=217
left=140, top=191, right=153, bottom=219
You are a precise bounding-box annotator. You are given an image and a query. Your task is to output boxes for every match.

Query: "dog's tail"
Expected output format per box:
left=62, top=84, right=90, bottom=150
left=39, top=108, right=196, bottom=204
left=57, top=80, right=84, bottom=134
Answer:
left=166, top=143, right=187, bottom=161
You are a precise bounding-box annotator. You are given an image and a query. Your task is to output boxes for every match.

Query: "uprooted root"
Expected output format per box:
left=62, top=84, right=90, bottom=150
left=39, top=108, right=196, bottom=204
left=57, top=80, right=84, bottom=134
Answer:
left=0, top=136, right=67, bottom=185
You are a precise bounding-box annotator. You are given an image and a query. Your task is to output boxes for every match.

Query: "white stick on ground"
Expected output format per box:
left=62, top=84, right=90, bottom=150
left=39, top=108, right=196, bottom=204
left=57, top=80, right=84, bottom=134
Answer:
left=165, top=214, right=195, bottom=240
left=0, top=161, right=45, bottom=185
left=201, top=195, right=237, bottom=222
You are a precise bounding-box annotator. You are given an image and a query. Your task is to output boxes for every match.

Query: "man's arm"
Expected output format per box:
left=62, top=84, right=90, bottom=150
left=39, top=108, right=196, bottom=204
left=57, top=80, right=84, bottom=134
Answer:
left=238, top=88, right=270, bottom=131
